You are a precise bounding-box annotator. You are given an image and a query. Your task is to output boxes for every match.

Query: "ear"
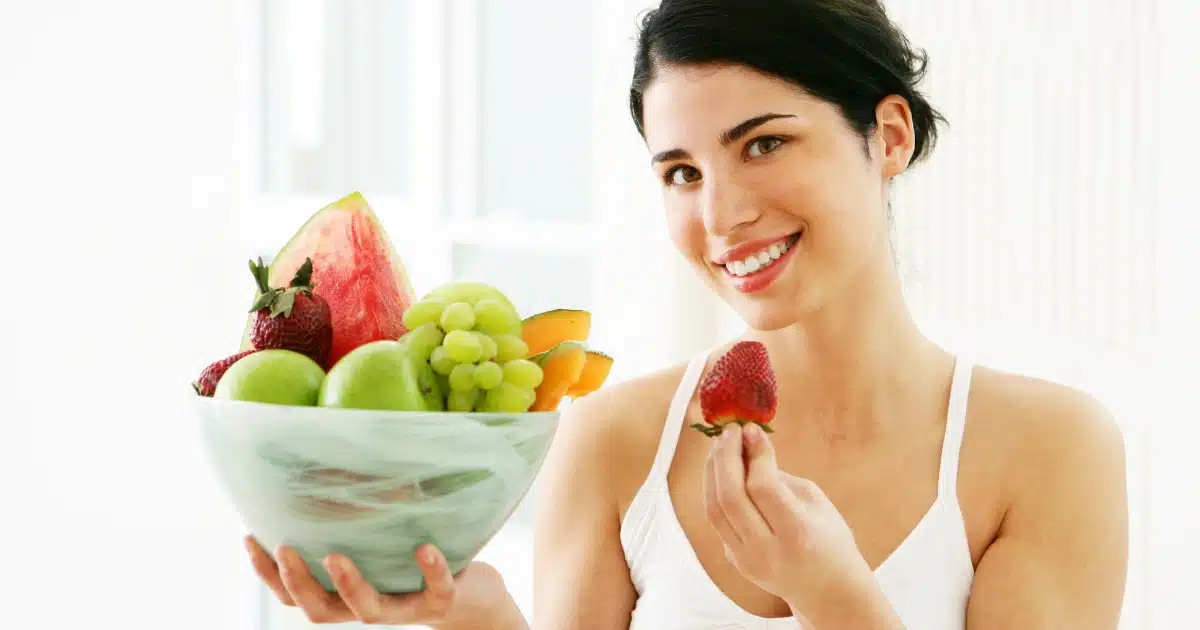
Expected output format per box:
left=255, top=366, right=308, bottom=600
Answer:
left=873, top=95, right=916, bottom=179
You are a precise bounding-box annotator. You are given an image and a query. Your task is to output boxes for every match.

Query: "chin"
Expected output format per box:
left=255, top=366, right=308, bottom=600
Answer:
left=720, top=284, right=817, bottom=331
left=734, top=303, right=804, bottom=332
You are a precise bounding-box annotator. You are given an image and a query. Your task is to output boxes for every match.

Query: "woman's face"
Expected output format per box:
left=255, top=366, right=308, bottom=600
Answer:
left=640, top=63, right=916, bottom=331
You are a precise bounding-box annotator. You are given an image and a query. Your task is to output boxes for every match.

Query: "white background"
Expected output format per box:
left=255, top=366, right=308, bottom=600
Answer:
left=0, top=0, right=1193, bottom=629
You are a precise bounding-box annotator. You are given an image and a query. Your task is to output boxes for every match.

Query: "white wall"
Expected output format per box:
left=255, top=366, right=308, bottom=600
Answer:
left=0, top=0, right=260, bottom=628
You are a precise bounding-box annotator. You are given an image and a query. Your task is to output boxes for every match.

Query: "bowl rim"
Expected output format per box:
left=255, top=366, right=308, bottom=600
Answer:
left=192, top=392, right=563, bottom=420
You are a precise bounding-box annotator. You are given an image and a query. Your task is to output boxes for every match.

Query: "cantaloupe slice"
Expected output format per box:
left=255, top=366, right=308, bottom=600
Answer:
left=521, top=309, right=590, bottom=357
left=530, top=341, right=588, bottom=411
left=566, top=350, right=613, bottom=400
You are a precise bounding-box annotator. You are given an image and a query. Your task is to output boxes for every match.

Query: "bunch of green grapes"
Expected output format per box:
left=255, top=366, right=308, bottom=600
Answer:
left=399, top=295, right=544, bottom=413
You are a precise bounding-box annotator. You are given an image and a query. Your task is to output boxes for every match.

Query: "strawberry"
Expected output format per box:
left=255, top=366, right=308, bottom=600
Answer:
left=247, top=256, right=333, bottom=369
left=192, top=349, right=257, bottom=397
left=690, top=340, right=778, bottom=437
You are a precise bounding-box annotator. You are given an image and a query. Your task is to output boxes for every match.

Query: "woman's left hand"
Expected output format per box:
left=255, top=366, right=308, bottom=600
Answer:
left=703, top=423, right=883, bottom=622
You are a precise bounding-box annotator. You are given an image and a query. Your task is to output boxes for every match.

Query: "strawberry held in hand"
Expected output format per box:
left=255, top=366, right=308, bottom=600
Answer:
left=691, top=340, right=778, bottom=437
left=248, top=257, right=334, bottom=369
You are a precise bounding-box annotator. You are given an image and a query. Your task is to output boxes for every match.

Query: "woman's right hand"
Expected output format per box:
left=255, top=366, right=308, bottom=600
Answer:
left=245, top=535, right=517, bottom=629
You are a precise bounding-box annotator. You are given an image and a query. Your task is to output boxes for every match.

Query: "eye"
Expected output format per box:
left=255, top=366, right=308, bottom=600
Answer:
left=664, top=165, right=702, bottom=186
left=747, top=136, right=785, bottom=158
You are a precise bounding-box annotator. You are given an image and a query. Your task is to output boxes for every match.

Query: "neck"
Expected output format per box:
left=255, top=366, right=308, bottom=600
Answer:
left=747, top=264, right=947, bottom=440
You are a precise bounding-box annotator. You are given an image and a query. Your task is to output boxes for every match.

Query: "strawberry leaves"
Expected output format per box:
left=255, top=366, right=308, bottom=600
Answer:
left=248, top=256, right=317, bottom=318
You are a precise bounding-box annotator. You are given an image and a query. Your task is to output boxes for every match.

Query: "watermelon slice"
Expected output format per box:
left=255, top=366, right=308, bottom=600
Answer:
left=240, top=192, right=417, bottom=369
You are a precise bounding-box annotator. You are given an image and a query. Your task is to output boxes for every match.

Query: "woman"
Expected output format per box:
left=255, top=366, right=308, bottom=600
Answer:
left=246, top=1, right=1129, bottom=627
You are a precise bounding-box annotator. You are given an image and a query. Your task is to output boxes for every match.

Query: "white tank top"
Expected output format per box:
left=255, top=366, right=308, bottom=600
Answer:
left=620, top=351, right=976, bottom=629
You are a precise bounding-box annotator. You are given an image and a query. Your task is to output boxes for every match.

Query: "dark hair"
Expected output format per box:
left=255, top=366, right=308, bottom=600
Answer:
left=630, top=0, right=946, bottom=166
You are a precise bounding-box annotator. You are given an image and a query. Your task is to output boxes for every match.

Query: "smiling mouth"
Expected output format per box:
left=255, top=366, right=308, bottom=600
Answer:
left=721, top=232, right=802, bottom=277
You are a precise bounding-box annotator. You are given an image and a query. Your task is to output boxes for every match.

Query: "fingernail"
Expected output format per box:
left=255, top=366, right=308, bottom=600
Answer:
left=325, top=556, right=343, bottom=579
left=420, top=546, right=438, bottom=566
left=744, top=424, right=761, bottom=443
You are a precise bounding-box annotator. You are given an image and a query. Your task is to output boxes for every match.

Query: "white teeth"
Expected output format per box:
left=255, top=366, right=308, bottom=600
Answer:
left=723, top=235, right=796, bottom=277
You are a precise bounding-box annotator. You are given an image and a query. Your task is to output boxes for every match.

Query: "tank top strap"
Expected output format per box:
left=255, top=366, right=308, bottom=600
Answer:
left=938, top=355, right=974, bottom=499
left=645, top=350, right=711, bottom=488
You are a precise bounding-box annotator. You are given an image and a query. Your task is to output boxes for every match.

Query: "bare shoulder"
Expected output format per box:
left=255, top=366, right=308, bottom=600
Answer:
left=962, top=369, right=1130, bottom=627
left=967, top=366, right=1127, bottom=495
left=546, top=361, right=694, bottom=509
left=529, top=361, right=698, bottom=628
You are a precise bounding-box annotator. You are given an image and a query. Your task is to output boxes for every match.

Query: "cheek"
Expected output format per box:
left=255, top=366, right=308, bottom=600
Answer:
left=759, top=156, right=883, bottom=246
left=663, top=196, right=705, bottom=259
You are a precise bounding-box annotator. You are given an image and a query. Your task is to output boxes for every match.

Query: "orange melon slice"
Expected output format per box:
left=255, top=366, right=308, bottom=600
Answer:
left=566, top=350, right=613, bottom=400
left=530, top=341, right=588, bottom=411
left=521, top=309, right=590, bottom=356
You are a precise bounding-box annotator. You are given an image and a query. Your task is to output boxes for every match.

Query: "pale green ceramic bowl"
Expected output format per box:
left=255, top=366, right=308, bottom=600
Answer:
left=195, top=396, right=559, bottom=593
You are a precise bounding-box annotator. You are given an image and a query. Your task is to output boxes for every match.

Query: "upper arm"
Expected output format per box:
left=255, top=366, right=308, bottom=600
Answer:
left=530, top=389, right=641, bottom=629
left=966, top=390, right=1129, bottom=629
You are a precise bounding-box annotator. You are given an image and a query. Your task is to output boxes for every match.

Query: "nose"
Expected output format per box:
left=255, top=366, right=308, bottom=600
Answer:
left=700, top=175, right=759, bottom=237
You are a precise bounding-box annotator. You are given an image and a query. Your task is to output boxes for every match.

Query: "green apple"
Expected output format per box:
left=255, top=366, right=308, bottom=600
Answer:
left=319, top=340, right=441, bottom=411
left=214, top=349, right=324, bottom=406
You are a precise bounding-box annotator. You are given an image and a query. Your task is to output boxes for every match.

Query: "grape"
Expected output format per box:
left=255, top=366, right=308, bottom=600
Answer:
left=482, top=382, right=534, bottom=413
left=440, top=302, right=476, bottom=332
left=401, top=322, right=443, bottom=361
left=475, top=332, right=498, bottom=362
left=443, top=330, right=483, bottom=363
left=474, top=299, right=519, bottom=335
left=447, top=388, right=478, bottom=412
left=430, top=345, right=457, bottom=375
left=449, top=363, right=477, bottom=391
left=493, top=334, right=529, bottom=363
left=501, top=358, right=543, bottom=389
left=402, top=298, right=447, bottom=331
left=520, top=386, right=537, bottom=410
left=474, top=361, right=503, bottom=390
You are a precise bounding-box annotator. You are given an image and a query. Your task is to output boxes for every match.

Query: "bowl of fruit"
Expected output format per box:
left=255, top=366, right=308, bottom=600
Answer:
left=193, top=193, right=614, bottom=593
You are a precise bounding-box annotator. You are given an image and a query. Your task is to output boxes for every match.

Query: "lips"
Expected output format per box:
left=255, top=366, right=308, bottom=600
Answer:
left=719, top=231, right=802, bottom=294
left=713, top=231, right=802, bottom=266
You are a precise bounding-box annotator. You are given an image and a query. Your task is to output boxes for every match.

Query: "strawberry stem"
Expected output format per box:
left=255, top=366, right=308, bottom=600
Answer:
left=688, top=419, right=774, bottom=437
left=289, top=257, right=315, bottom=292
left=247, top=256, right=317, bottom=317
left=248, top=257, right=272, bottom=295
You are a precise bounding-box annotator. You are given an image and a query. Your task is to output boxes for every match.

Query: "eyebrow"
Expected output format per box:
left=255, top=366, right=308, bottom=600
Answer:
left=650, top=113, right=797, bottom=165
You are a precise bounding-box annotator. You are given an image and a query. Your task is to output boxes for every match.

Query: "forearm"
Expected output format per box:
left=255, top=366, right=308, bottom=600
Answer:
left=432, top=575, right=529, bottom=630
left=491, top=588, right=530, bottom=630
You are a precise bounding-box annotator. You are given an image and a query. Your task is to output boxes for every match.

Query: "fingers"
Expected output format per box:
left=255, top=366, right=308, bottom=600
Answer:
left=276, top=546, right=352, bottom=624
left=391, top=544, right=458, bottom=620
left=706, top=424, right=771, bottom=545
left=248, top=538, right=462, bottom=626
left=246, top=536, right=295, bottom=607
left=324, top=544, right=458, bottom=625
left=324, top=553, right=390, bottom=623
left=741, top=424, right=797, bottom=527
left=704, top=450, right=742, bottom=546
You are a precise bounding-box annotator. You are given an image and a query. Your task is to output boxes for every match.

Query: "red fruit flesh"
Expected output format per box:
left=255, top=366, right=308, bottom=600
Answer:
left=691, top=340, right=778, bottom=437
left=255, top=192, right=417, bottom=369
left=193, top=349, right=258, bottom=397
